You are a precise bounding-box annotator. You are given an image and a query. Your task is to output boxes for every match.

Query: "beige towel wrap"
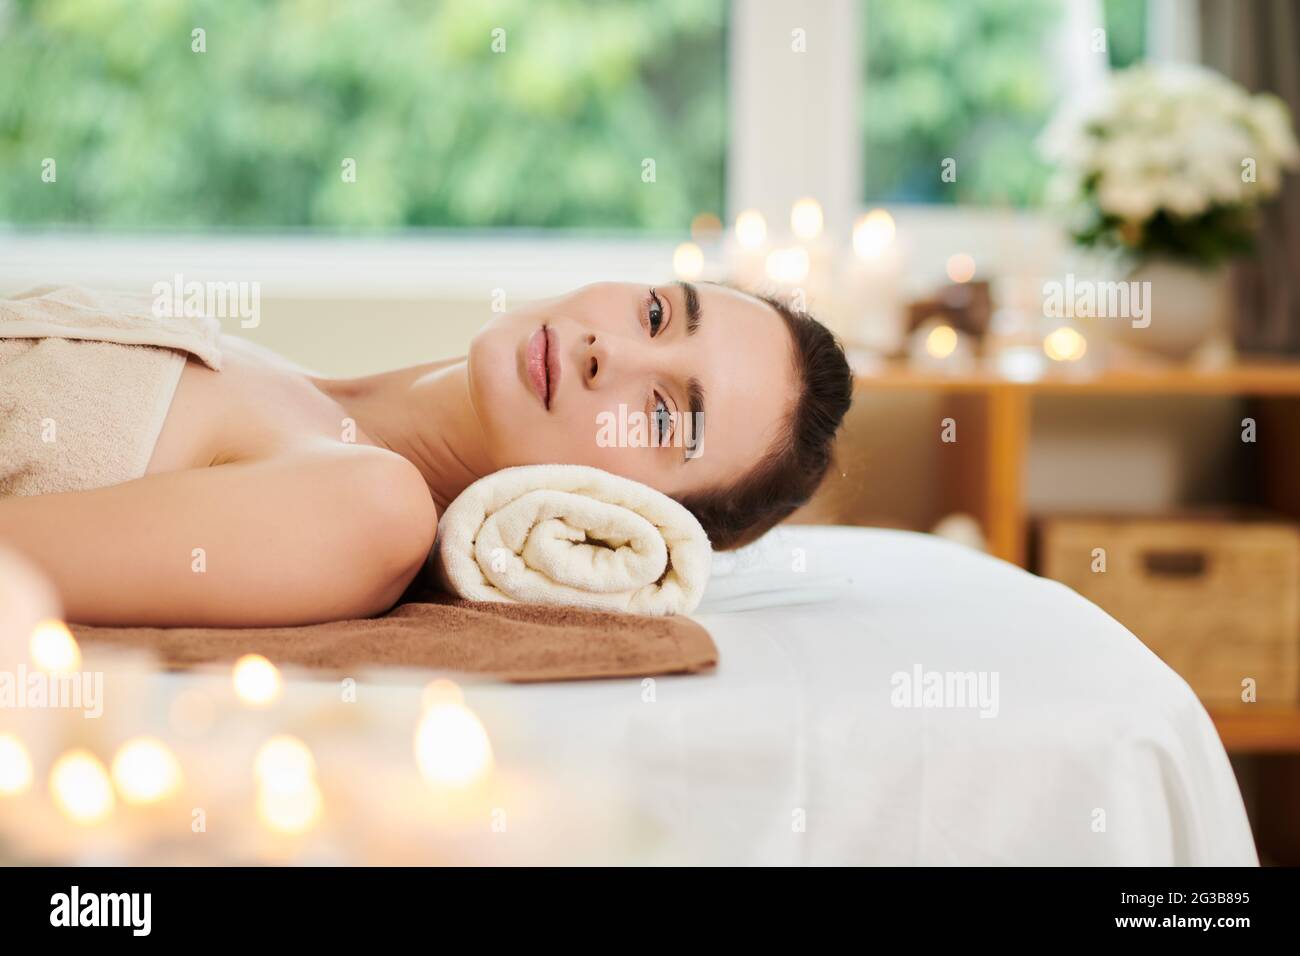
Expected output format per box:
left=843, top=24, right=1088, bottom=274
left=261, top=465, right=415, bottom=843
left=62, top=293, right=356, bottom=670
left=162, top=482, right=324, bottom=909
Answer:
left=0, top=285, right=224, bottom=497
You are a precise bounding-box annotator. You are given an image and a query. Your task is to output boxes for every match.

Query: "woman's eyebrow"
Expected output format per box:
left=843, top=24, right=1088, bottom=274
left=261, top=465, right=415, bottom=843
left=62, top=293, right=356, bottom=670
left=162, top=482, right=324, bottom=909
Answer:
left=669, top=282, right=704, bottom=464
left=675, top=281, right=701, bottom=335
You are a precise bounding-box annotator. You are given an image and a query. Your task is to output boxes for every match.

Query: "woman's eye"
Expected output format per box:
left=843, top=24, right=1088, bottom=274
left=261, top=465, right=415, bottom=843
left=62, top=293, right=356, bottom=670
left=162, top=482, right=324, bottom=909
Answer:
left=647, top=288, right=666, bottom=336
left=653, top=394, right=673, bottom=443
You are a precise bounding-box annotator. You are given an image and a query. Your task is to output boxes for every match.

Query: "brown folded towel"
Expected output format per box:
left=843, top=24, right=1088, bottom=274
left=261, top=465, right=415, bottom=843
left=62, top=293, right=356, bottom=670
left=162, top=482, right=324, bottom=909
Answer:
left=70, top=591, right=718, bottom=684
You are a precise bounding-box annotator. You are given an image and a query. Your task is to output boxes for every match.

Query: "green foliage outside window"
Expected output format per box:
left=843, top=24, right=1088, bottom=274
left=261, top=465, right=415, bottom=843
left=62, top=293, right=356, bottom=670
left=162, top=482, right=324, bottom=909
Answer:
left=862, top=0, right=1148, bottom=207
left=1101, top=0, right=1146, bottom=70
left=863, top=0, right=1065, bottom=207
left=0, top=0, right=727, bottom=232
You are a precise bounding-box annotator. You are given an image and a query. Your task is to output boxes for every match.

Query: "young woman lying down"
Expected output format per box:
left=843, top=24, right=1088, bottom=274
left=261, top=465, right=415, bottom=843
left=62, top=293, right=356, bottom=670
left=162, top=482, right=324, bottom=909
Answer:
left=0, top=282, right=852, bottom=627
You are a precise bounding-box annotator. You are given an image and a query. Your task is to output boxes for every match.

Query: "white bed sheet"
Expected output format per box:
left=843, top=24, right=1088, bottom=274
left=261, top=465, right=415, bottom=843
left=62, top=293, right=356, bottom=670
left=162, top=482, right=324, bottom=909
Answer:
left=466, top=525, right=1257, bottom=865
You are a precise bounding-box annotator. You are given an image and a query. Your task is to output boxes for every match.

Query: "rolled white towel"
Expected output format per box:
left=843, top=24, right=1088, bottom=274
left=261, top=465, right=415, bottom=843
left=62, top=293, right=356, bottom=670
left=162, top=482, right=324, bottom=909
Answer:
left=433, top=464, right=711, bottom=615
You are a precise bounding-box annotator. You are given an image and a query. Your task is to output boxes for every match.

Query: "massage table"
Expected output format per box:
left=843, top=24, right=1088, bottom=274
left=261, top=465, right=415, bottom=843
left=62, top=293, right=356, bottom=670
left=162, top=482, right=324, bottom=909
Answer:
left=7, top=525, right=1256, bottom=865
left=441, top=525, right=1258, bottom=864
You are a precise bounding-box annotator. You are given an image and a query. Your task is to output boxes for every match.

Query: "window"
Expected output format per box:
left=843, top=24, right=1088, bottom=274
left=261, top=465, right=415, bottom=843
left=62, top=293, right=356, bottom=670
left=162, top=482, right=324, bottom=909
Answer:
left=1100, top=0, right=1147, bottom=70
left=861, top=0, right=1147, bottom=208
left=0, top=0, right=726, bottom=232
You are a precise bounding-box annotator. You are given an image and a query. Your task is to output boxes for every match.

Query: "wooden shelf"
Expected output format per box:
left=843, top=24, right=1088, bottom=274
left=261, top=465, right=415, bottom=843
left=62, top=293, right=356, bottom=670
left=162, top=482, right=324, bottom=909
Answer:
left=847, top=356, right=1300, bottom=756
left=852, top=356, right=1300, bottom=396
left=1210, top=708, right=1300, bottom=754
left=850, top=357, right=1300, bottom=571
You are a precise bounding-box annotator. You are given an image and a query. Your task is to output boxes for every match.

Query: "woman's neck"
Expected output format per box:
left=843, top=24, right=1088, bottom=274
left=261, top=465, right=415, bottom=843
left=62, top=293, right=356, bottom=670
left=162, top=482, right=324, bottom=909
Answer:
left=315, top=358, right=491, bottom=513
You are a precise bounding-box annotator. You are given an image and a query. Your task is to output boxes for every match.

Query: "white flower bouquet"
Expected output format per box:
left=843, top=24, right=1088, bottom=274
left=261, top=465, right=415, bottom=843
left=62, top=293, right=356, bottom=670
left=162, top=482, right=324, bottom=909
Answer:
left=1041, top=64, right=1300, bottom=267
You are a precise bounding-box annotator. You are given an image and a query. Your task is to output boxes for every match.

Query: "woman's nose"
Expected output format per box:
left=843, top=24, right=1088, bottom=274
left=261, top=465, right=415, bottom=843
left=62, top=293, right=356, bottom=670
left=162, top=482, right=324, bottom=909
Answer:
left=581, top=329, right=652, bottom=389
left=582, top=332, right=606, bottom=388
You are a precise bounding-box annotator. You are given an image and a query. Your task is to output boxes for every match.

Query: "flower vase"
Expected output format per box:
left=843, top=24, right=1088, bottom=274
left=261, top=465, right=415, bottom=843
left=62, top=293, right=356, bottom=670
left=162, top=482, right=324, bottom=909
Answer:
left=1114, top=258, right=1234, bottom=363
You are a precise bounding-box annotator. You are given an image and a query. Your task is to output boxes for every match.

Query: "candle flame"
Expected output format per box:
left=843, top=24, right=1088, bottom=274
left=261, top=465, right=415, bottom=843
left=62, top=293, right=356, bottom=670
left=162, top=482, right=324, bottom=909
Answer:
left=0, top=734, right=33, bottom=796
left=257, top=779, right=323, bottom=834
left=420, top=678, right=464, bottom=711
left=853, top=209, right=896, bottom=258
left=764, top=246, right=810, bottom=285
left=232, top=654, right=282, bottom=707
left=673, top=242, right=704, bottom=281
left=254, top=735, right=317, bottom=789
left=1044, top=326, right=1087, bottom=362
left=790, top=197, right=824, bottom=240
left=925, top=324, right=959, bottom=360
left=112, top=737, right=183, bottom=805
left=414, top=701, right=493, bottom=789
left=50, top=750, right=114, bottom=824
left=735, top=210, right=767, bottom=249
left=254, top=735, right=322, bottom=834
left=30, top=619, right=80, bottom=674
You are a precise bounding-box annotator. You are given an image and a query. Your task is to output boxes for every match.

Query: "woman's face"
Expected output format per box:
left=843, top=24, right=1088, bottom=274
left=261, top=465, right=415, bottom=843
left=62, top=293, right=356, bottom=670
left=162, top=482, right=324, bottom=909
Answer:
left=467, top=281, right=797, bottom=498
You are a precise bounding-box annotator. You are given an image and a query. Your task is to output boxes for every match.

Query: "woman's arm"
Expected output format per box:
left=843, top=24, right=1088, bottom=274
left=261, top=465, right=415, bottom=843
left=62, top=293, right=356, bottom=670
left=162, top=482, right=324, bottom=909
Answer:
left=0, top=446, right=437, bottom=627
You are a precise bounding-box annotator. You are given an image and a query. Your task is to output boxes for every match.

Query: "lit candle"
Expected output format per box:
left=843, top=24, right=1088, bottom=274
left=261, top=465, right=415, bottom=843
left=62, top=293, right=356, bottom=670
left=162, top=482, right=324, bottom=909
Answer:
left=414, top=696, right=493, bottom=790
left=257, top=778, right=323, bottom=835
left=925, top=323, right=959, bottom=360
left=50, top=749, right=115, bottom=825
left=790, top=197, right=824, bottom=240
left=1044, top=325, right=1088, bottom=363
left=0, top=546, right=62, bottom=673
left=254, top=735, right=317, bottom=789
left=111, top=737, right=183, bottom=805
left=844, top=209, right=904, bottom=350
left=735, top=209, right=767, bottom=248
left=254, top=735, right=322, bottom=836
left=729, top=209, right=768, bottom=288
left=908, top=317, right=974, bottom=373
left=673, top=241, right=705, bottom=281
left=852, top=209, right=896, bottom=258
left=789, top=198, right=835, bottom=316
left=30, top=619, right=80, bottom=673
left=0, top=733, right=33, bottom=796
left=764, top=246, right=811, bottom=287
left=232, top=654, right=282, bottom=708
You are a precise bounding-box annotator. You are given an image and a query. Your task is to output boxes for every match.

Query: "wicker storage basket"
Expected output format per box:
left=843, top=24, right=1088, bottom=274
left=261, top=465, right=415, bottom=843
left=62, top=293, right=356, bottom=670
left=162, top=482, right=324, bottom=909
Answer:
left=1039, top=516, right=1300, bottom=706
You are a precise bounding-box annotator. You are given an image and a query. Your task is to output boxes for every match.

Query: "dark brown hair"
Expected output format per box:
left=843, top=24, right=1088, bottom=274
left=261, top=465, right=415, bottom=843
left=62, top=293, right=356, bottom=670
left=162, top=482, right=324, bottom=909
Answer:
left=676, top=291, right=853, bottom=550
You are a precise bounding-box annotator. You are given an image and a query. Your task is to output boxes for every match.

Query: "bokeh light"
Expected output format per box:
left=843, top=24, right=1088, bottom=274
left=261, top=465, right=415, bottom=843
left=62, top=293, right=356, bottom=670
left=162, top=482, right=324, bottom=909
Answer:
left=764, top=246, right=810, bottom=285
left=30, top=619, right=80, bottom=673
left=0, top=734, right=33, bottom=796
left=734, top=209, right=767, bottom=248
left=1044, top=326, right=1088, bottom=362
left=414, top=700, right=494, bottom=789
left=254, top=735, right=322, bottom=834
left=254, top=735, right=317, bottom=790
left=689, top=212, right=722, bottom=242
left=672, top=241, right=704, bottom=280
left=50, top=750, right=114, bottom=824
left=853, top=209, right=896, bottom=258
left=257, top=778, right=323, bottom=834
left=232, top=654, right=282, bottom=707
left=420, top=678, right=465, bottom=711
left=790, top=197, right=824, bottom=240
left=946, top=253, right=977, bottom=284
left=112, top=737, right=183, bottom=805
left=925, top=324, right=959, bottom=360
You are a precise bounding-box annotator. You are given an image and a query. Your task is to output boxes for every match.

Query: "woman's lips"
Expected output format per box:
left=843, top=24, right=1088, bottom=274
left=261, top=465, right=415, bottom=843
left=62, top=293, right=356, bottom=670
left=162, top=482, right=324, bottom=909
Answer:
left=527, top=326, right=550, bottom=409
left=545, top=325, right=560, bottom=407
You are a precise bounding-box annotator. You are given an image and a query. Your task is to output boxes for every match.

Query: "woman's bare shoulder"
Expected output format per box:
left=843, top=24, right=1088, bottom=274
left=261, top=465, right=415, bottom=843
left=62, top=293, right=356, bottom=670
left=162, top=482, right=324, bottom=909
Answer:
left=251, top=443, right=438, bottom=618
left=282, top=442, right=439, bottom=563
